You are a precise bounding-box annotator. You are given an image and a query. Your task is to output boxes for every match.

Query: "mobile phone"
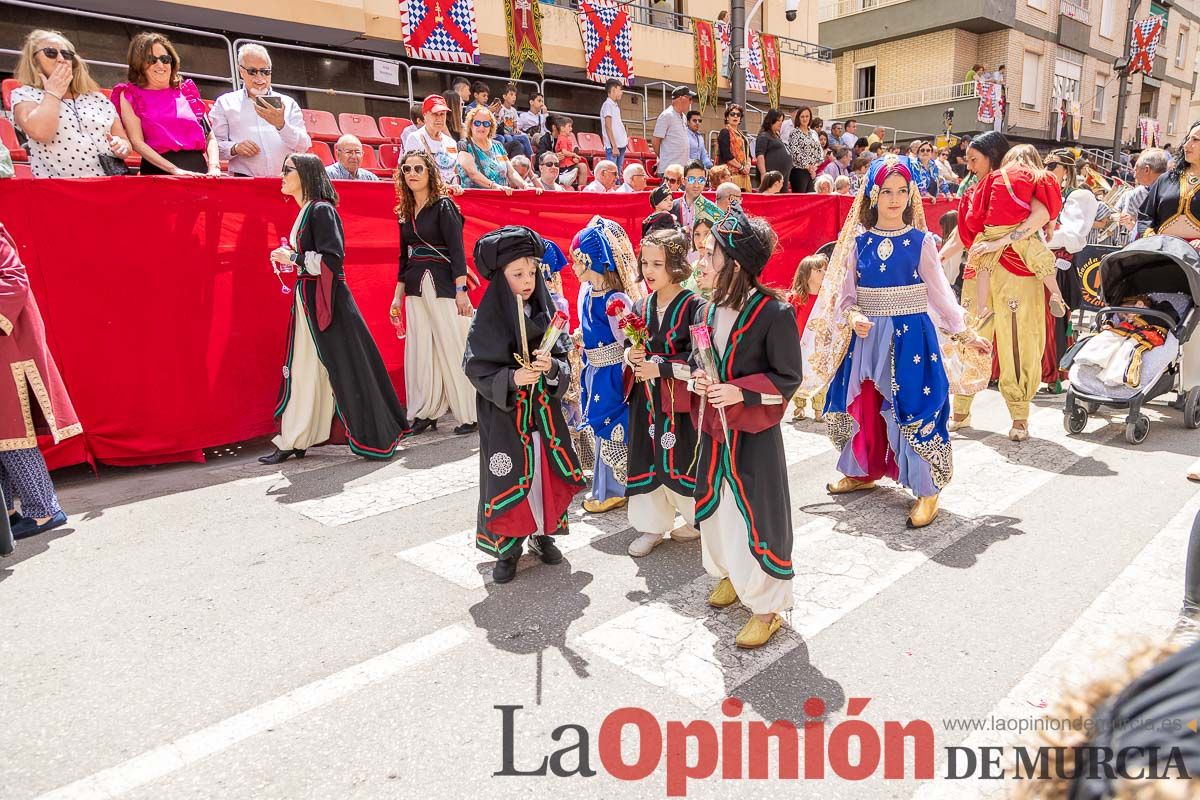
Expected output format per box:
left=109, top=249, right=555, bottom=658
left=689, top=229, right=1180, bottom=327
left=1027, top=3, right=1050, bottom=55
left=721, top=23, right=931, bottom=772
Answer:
left=256, top=95, right=283, bottom=109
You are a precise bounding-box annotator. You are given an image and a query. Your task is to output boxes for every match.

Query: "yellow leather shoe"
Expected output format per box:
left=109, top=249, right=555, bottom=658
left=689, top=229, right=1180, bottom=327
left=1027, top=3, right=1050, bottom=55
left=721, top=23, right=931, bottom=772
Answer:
left=907, top=494, right=939, bottom=529
left=947, top=414, right=971, bottom=433
left=583, top=496, right=627, bottom=514
left=826, top=476, right=877, bottom=495
left=707, top=577, right=739, bottom=608
left=735, top=614, right=783, bottom=649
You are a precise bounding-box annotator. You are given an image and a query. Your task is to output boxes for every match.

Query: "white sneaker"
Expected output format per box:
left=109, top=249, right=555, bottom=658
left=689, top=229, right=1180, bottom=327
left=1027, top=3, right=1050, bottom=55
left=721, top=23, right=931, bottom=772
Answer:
left=669, top=523, right=700, bottom=541
left=628, top=532, right=664, bottom=557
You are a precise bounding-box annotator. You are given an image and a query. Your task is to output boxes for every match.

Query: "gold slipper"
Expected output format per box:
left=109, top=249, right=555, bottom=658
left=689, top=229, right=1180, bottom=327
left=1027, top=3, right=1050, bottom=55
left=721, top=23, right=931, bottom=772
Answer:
left=827, top=476, right=877, bottom=495
left=707, top=577, right=739, bottom=608
left=735, top=614, right=783, bottom=649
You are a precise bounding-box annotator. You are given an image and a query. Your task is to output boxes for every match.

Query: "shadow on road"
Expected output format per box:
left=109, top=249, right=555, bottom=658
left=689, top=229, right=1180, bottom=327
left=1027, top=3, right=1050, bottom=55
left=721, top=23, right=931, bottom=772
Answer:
left=0, top=525, right=76, bottom=584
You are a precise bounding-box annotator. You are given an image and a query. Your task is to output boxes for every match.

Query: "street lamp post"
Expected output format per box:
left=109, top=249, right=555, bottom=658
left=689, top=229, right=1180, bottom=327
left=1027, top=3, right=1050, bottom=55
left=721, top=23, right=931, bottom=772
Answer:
left=1111, top=7, right=1138, bottom=166
left=731, top=0, right=747, bottom=112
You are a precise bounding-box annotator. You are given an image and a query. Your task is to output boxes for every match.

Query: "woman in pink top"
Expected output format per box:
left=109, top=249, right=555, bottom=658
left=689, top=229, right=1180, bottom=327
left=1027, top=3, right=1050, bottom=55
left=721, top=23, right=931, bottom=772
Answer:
left=111, top=32, right=219, bottom=176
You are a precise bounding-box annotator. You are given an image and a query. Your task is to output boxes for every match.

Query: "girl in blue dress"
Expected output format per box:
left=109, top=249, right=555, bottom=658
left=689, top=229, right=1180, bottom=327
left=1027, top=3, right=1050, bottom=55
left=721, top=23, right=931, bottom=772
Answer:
left=803, top=156, right=990, bottom=528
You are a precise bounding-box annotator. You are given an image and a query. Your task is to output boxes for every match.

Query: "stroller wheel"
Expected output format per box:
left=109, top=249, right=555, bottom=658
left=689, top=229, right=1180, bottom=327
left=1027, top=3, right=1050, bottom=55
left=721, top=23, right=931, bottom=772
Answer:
left=1064, top=405, right=1088, bottom=435
left=1185, top=387, right=1200, bottom=430
left=1125, top=415, right=1150, bottom=445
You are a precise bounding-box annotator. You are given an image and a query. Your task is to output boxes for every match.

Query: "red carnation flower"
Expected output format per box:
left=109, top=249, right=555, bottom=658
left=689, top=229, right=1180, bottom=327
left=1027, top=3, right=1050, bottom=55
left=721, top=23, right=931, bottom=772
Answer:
left=606, top=298, right=627, bottom=317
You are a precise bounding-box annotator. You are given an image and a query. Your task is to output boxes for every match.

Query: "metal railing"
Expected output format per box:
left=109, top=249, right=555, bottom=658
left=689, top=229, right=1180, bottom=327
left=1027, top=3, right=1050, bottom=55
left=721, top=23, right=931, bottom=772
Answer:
left=1, top=0, right=237, bottom=91
left=817, top=81, right=977, bottom=119
left=1060, top=0, right=1091, bottom=24
left=818, top=0, right=912, bottom=22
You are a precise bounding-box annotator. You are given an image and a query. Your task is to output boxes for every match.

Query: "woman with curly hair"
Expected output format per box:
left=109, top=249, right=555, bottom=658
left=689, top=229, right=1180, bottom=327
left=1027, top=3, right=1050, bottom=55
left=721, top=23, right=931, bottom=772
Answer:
left=391, top=150, right=478, bottom=436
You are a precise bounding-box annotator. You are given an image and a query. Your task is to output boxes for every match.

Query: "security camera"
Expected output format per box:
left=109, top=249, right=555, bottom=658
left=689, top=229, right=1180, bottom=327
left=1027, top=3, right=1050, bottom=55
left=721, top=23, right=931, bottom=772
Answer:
left=786, top=0, right=799, bottom=22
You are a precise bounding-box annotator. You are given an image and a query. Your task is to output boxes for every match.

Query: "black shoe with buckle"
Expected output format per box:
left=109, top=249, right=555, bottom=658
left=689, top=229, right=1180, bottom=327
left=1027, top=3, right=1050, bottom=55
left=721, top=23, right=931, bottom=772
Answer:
left=453, top=422, right=478, bottom=436
left=410, top=418, right=438, bottom=435
left=258, top=447, right=305, bottom=465
left=528, top=535, right=563, bottom=565
left=492, top=556, right=520, bottom=584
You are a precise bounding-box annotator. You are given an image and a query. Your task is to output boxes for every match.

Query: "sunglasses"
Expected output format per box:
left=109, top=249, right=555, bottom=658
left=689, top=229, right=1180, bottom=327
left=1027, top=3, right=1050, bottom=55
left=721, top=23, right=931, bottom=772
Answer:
left=400, top=163, right=426, bottom=175
left=540, top=163, right=560, bottom=169
left=728, top=112, right=742, bottom=118
left=919, top=148, right=932, bottom=153
left=1044, top=162, right=1062, bottom=169
left=241, top=66, right=272, bottom=77
left=666, top=177, right=681, bottom=185
left=39, top=47, right=75, bottom=61
left=685, top=176, right=705, bottom=184
left=281, top=165, right=296, bottom=175
left=472, top=120, right=493, bottom=128
left=145, top=54, right=173, bottom=66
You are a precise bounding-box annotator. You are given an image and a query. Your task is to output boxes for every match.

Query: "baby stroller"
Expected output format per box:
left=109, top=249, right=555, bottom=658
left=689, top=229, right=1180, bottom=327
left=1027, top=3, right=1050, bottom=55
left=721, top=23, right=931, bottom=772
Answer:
left=1060, top=235, right=1200, bottom=444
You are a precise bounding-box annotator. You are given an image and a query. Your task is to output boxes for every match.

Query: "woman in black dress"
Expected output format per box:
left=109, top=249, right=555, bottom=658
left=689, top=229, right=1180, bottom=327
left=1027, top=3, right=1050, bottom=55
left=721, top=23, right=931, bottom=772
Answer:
left=262, top=153, right=408, bottom=463
left=391, top=150, right=478, bottom=436
left=754, top=109, right=791, bottom=193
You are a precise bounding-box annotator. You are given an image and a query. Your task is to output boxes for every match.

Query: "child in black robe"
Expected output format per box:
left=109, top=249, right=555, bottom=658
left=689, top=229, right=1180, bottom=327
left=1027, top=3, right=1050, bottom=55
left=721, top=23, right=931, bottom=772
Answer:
left=624, top=227, right=707, bottom=558
left=464, top=226, right=586, bottom=584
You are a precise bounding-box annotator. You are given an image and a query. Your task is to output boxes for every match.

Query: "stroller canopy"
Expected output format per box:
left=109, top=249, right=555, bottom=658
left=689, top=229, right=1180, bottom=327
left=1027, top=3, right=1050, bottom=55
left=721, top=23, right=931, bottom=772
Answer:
left=1099, top=235, right=1200, bottom=306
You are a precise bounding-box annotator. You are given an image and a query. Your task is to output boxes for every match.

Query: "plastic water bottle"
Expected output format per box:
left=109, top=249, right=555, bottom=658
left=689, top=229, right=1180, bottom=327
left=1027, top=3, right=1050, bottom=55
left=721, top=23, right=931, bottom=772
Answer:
left=277, top=237, right=294, bottom=273
left=390, top=307, right=406, bottom=340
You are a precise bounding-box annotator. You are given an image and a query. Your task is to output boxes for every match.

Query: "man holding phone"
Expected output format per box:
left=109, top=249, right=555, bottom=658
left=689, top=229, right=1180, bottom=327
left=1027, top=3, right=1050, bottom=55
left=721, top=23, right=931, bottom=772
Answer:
left=210, top=44, right=311, bottom=177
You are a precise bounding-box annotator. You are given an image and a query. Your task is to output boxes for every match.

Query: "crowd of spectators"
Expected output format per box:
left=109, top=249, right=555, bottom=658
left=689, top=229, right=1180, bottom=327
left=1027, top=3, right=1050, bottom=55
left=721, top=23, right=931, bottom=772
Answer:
left=9, top=28, right=1173, bottom=206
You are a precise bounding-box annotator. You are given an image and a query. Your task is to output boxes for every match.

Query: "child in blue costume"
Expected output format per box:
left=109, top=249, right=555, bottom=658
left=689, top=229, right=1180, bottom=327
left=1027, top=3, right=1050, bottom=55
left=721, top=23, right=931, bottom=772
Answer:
left=569, top=217, right=642, bottom=514
left=802, top=155, right=990, bottom=529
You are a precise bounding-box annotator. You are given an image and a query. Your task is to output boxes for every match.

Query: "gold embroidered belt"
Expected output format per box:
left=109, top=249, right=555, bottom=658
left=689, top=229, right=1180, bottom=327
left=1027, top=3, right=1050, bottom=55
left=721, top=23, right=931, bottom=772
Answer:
left=857, top=284, right=928, bottom=317
left=584, top=342, right=625, bottom=368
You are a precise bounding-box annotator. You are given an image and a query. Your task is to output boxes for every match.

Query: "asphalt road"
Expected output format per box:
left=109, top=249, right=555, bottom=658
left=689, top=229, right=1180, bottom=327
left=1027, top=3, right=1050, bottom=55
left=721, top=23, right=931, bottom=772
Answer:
left=2, top=389, right=1197, bottom=800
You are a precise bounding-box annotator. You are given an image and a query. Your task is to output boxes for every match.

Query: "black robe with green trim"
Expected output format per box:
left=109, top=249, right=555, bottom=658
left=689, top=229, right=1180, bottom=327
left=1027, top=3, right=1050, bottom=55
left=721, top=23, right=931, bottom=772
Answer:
left=464, top=271, right=586, bottom=558
left=692, top=290, right=803, bottom=580
left=275, top=201, right=409, bottom=458
left=625, top=289, right=707, bottom=498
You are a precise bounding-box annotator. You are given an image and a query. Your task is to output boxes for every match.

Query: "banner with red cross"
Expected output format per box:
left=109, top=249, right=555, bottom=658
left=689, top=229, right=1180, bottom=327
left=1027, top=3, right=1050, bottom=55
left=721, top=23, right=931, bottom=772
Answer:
left=401, top=0, right=480, bottom=65
left=715, top=20, right=731, bottom=79
left=693, top=19, right=718, bottom=111
left=745, top=29, right=765, bottom=94
left=577, top=0, right=635, bottom=86
left=1129, top=17, right=1164, bottom=75
left=761, top=33, right=782, bottom=109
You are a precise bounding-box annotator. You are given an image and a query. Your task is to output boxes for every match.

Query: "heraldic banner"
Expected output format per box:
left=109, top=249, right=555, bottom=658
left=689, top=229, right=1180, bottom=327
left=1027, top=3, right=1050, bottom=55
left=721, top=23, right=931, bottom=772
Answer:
left=714, top=20, right=731, bottom=79
left=693, top=19, right=718, bottom=110
left=577, top=0, right=635, bottom=86
left=401, top=0, right=479, bottom=65
left=745, top=29, right=765, bottom=94
left=761, top=33, right=781, bottom=109
left=1129, top=17, right=1164, bottom=74
left=505, top=0, right=544, bottom=79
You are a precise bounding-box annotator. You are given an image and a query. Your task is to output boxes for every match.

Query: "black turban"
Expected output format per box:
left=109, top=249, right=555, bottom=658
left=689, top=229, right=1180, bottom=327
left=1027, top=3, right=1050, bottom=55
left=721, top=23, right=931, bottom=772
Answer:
left=712, top=205, right=773, bottom=277
left=649, top=183, right=672, bottom=209
left=473, top=225, right=546, bottom=281
left=641, top=210, right=679, bottom=239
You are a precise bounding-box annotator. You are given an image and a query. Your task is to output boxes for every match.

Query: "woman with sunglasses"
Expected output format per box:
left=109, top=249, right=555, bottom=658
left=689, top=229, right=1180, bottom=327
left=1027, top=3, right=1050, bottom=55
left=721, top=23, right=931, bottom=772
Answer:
left=12, top=29, right=131, bottom=178
left=391, top=151, right=478, bottom=437
left=455, top=106, right=536, bottom=193
left=910, top=141, right=947, bottom=199
left=717, top=103, right=752, bottom=191
left=535, top=153, right=566, bottom=191
left=111, top=32, right=220, bottom=176
left=262, top=154, right=408, bottom=464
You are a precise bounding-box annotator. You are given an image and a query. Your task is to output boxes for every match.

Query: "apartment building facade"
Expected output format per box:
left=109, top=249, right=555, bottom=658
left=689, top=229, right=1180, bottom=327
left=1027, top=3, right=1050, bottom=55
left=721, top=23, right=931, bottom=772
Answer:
left=1, top=0, right=834, bottom=140
left=817, top=0, right=1198, bottom=151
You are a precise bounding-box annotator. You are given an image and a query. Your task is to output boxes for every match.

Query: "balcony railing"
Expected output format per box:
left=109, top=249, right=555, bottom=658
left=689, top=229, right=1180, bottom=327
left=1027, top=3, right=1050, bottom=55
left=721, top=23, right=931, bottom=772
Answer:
left=818, top=0, right=912, bottom=22
left=816, top=81, right=977, bottom=119
left=1060, top=0, right=1091, bottom=24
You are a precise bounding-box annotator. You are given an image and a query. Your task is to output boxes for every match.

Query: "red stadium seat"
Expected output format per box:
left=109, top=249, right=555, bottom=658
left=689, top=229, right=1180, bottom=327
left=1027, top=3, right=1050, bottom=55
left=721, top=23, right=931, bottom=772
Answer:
left=0, top=118, right=28, bottom=163
left=378, top=116, right=412, bottom=143
left=2, top=78, right=20, bottom=111
left=308, top=141, right=334, bottom=166
left=99, top=87, right=112, bottom=99
left=338, top=113, right=386, bottom=146
left=379, top=143, right=402, bottom=170
left=13, top=162, right=32, bottom=178
left=301, top=109, right=341, bottom=143
left=576, top=131, right=605, bottom=159
left=359, top=146, right=379, bottom=168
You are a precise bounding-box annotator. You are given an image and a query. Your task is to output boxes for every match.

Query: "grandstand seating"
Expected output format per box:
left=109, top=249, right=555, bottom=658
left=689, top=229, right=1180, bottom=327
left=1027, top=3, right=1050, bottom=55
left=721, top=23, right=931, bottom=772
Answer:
left=378, top=116, right=412, bottom=143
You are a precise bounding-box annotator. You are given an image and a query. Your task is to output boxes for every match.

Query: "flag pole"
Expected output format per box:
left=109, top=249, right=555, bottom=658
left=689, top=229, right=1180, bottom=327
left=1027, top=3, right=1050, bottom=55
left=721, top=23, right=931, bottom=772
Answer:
left=1111, top=10, right=1138, bottom=165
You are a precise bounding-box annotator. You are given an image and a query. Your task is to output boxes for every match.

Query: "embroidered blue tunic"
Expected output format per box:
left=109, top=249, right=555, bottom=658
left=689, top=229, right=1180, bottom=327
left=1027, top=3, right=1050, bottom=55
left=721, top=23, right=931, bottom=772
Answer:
left=824, top=227, right=967, bottom=494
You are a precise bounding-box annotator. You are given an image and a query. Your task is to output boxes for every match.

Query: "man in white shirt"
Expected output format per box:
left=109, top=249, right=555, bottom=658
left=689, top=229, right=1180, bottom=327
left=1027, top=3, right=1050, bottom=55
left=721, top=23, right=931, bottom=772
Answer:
left=652, top=85, right=695, bottom=176
left=325, top=135, right=378, bottom=181
left=617, top=162, right=647, bottom=192
left=402, top=94, right=463, bottom=190
left=211, top=44, right=311, bottom=177
left=582, top=160, right=619, bottom=193
left=715, top=181, right=742, bottom=213
left=600, top=78, right=629, bottom=175
left=840, top=118, right=859, bottom=149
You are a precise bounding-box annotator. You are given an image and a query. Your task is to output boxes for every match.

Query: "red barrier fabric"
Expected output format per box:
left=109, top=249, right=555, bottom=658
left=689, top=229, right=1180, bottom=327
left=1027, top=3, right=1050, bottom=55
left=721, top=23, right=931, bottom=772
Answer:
left=0, top=178, right=956, bottom=469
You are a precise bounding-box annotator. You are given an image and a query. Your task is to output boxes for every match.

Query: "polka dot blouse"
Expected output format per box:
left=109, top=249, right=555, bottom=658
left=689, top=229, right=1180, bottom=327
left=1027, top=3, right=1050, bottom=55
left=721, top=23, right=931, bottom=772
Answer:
left=11, top=86, right=118, bottom=178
